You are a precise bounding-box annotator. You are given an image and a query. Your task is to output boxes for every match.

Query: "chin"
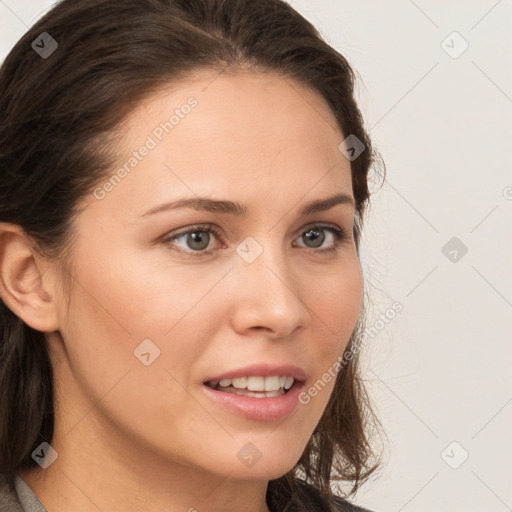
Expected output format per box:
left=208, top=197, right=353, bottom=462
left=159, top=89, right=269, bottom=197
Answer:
left=220, top=445, right=303, bottom=481
left=228, top=461, right=297, bottom=482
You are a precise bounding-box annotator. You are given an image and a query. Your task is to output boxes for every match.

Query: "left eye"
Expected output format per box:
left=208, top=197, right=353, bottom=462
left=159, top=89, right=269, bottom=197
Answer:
left=163, top=224, right=347, bottom=256
left=294, top=226, right=343, bottom=249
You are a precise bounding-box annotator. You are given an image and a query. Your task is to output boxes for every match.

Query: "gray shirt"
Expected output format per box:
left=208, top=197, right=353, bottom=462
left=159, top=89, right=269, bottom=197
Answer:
left=0, top=475, right=47, bottom=512
left=0, top=473, right=373, bottom=511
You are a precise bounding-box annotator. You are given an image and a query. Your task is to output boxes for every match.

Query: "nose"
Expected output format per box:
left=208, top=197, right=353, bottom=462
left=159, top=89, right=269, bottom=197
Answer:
left=228, top=238, right=311, bottom=339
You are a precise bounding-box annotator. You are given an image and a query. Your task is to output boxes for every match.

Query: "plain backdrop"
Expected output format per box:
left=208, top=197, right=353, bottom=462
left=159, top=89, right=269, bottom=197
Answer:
left=1, top=1, right=511, bottom=511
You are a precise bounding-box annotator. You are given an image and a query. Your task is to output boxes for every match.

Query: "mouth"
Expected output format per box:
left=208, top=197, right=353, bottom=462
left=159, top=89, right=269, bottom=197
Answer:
left=204, top=375, right=297, bottom=399
left=202, top=375, right=305, bottom=421
left=201, top=364, right=307, bottom=420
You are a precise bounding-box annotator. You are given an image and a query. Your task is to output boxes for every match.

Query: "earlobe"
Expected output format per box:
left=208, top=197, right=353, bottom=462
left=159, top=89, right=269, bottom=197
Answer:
left=0, top=222, right=60, bottom=332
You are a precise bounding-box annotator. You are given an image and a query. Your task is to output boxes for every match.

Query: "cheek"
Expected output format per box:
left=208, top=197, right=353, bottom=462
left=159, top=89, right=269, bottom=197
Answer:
left=63, top=244, right=224, bottom=343
left=310, top=258, right=363, bottom=354
left=290, top=259, right=363, bottom=420
left=57, top=246, right=232, bottom=398
left=55, top=253, right=223, bottom=449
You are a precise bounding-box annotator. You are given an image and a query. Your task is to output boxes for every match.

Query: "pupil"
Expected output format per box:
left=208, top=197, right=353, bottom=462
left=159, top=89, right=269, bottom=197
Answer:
left=305, top=228, right=324, bottom=248
left=188, top=231, right=209, bottom=250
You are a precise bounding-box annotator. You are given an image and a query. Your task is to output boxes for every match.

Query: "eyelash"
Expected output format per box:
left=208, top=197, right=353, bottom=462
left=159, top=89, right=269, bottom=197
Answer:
left=162, top=223, right=350, bottom=258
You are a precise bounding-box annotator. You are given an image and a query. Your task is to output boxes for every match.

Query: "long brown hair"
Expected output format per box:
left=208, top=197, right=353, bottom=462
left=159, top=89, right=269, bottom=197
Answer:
left=0, top=1, right=385, bottom=510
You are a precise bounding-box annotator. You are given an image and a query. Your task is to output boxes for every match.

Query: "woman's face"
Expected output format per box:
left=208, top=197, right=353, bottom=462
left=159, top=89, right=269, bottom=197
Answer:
left=48, top=69, right=363, bottom=481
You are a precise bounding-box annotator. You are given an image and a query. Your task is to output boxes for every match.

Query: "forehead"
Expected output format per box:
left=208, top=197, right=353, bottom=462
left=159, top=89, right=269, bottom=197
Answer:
left=84, top=68, right=353, bottom=217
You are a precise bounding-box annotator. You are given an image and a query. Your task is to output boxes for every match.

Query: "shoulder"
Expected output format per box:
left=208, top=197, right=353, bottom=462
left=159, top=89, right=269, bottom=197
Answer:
left=295, top=480, right=376, bottom=512
left=0, top=473, right=24, bottom=512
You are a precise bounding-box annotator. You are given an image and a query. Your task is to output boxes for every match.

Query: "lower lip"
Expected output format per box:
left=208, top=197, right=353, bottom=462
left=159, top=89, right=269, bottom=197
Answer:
left=201, top=380, right=305, bottom=421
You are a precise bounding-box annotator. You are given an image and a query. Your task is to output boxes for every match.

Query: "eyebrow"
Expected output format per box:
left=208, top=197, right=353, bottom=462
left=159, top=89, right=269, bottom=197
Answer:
left=140, top=192, right=355, bottom=218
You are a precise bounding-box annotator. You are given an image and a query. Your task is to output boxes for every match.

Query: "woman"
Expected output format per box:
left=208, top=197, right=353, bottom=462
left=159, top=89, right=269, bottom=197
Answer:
left=0, top=0, right=385, bottom=510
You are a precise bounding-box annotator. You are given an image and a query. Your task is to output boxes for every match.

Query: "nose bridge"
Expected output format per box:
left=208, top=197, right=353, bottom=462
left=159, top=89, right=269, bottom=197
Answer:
left=237, top=234, right=292, bottom=293
left=230, top=234, right=309, bottom=334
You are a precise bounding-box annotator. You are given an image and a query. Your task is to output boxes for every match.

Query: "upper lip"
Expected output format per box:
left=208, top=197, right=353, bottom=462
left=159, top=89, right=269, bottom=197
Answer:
left=203, top=363, right=307, bottom=384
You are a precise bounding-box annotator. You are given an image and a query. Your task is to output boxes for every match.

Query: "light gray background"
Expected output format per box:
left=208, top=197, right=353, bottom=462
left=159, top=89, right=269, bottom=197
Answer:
left=1, top=1, right=511, bottom=511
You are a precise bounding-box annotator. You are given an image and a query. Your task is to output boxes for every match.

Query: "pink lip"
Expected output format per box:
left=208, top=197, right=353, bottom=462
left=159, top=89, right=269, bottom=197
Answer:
left=201, top=378, right=305, bottom=421
left=203, top=363, right=307, bottom=384
left=201, top=363, right=307, bottom=421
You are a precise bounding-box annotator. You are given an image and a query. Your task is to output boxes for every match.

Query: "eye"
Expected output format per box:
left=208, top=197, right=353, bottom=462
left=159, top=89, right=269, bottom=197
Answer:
left=162, top=223, right=349, bottom=257
left=294, top=224, right=348, bottom=252
left=163, top=224, right=221, bottom=256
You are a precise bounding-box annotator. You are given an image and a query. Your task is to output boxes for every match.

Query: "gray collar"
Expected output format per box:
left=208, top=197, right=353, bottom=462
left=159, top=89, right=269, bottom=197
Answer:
left=14, top=476, right=47, bottom=512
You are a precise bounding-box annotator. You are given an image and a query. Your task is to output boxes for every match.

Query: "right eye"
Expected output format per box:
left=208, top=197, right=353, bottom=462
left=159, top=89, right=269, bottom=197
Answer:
left=162, top=224, right=224, bottom=257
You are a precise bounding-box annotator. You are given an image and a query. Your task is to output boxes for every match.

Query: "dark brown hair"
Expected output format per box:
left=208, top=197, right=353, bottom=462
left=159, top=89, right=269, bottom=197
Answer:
left=0, top=0, right=385, bottom=510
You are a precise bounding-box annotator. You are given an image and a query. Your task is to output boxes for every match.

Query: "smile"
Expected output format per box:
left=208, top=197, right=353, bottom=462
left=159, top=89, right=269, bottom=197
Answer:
left=204, top=375, right=295, bottom=398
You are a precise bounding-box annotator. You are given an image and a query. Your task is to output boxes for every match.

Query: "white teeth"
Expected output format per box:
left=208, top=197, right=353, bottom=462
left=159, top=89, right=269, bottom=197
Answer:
left=264, top=376, right=281, bottom=392
left=214, top=376, right=295, bottom=392
left=231, top=377, right=247, bottom=388
left=246, top=376, right=265, bottom=391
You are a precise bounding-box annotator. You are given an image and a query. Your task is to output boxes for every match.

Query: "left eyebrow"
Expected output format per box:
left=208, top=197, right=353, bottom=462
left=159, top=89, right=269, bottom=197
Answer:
left=139, top=192, right=355, bottom=218
left=299, top=193, right=355, bottom=215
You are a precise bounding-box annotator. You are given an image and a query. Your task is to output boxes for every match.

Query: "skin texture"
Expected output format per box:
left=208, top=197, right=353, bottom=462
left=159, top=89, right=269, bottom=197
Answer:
left=1, top=69, right=363, bottom=512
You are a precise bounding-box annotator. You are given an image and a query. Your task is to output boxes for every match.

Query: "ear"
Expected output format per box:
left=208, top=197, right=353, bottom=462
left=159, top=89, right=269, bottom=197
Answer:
left=0, top=222, right=60, bottom=332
